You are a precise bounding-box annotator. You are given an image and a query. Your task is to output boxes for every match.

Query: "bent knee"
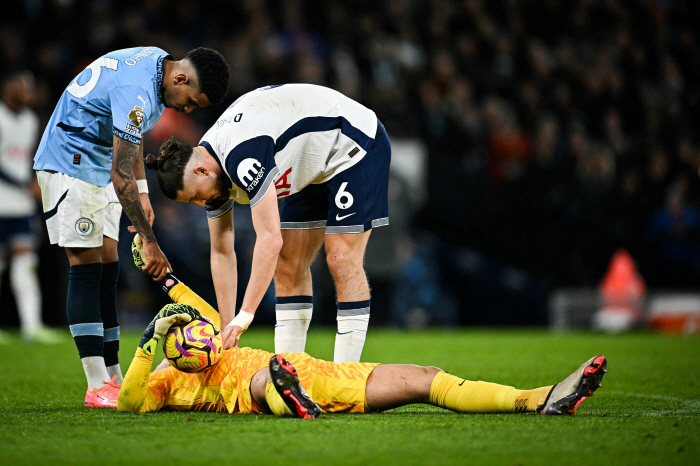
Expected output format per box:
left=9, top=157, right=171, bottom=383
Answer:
left=325, top=250, right=364, bottom=278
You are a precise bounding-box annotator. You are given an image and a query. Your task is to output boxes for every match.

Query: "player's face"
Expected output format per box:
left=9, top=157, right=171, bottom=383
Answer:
left=164, top=83, right=211, bottom=114
left=178, top=177, right=228, bottom=207
left=177, top=164, right=230, bottom=208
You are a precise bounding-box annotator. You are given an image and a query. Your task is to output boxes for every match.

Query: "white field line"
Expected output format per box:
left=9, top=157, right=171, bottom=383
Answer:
left=605, top=390, right=700, bottom=417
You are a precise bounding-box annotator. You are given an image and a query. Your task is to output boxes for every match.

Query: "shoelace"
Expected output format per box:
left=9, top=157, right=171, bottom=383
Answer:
left=101, top=375, right=122, bottom=391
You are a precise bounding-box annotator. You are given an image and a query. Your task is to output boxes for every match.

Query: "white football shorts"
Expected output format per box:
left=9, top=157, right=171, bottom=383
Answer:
left=36, top=170, right=122, bottom=248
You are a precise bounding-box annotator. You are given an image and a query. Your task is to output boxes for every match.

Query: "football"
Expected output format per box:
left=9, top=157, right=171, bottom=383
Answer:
left=163, top=316, right=223, bottom=373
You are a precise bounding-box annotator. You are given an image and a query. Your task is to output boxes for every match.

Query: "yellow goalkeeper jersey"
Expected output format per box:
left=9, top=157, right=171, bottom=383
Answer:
left=117, top=281, right=378, bottom=414
left=119, top=347, right=378, bottom=414
left=119, top=346, right=273, bottom=413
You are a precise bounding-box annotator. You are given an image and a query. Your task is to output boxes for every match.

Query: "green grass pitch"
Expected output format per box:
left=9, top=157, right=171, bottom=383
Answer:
left=1, top=328, right=698, bottom=465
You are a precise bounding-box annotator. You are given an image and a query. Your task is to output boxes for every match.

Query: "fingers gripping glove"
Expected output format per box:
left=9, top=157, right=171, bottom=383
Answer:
left=134, top=236, right=181, bottom=294
left=132, top=234, right=147, bottom=270
left=132, top=233, right=171, bottom=273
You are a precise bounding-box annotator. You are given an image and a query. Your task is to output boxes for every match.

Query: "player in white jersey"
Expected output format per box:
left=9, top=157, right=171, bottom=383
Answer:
left=0, top=71, right=61, bottom=344
left=145, top=84, right=391, bottom=362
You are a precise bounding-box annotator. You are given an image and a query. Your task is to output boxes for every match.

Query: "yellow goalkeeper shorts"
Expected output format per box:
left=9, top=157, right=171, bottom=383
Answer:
left=240, top=351, right=379, bottom=415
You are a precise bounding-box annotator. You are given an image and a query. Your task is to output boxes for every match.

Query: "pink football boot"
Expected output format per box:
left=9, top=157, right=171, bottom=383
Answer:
left=84, top=376, right=121, bottom=408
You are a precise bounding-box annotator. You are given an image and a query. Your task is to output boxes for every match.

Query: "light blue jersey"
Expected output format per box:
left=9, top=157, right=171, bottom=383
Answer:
left=34, top=47, right=171, bottom=187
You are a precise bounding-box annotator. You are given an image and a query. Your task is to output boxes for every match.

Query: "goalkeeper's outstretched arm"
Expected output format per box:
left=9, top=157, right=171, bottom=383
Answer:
left=161, top=275, right=221, bottom=330
left=118, top=311, right=193, bottom=413
left=133, top=233, right=221, bottom=329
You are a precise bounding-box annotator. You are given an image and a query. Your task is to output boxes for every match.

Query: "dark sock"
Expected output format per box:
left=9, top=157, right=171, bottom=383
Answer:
left=100, top=261, right=120, bottom=367
left=67, top=263, right=103, bottom=359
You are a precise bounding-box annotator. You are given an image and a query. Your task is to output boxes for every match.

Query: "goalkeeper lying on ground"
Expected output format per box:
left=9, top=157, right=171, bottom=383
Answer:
left=116, top=274, right=607, bottom=417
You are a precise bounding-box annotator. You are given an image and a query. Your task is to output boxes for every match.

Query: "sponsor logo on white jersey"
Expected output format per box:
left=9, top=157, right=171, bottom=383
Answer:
left=237, top=158, right=265, bottom=192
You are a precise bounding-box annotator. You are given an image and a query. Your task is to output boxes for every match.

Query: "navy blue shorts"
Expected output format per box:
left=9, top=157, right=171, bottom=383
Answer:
left=280, top=120, right=391, bottom=234
left=0, top=216, right=34, bottom=249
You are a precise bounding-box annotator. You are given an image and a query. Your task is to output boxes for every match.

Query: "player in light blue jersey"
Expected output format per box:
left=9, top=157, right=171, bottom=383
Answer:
left=33, top=46, right=230, bottom=407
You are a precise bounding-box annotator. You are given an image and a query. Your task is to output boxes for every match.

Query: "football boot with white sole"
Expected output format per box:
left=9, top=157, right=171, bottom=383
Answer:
left=269, top=355, right=322, bottom=419
left=84, top=376, right=121, bottom=408
left=539, top=355, right=607, bottom=415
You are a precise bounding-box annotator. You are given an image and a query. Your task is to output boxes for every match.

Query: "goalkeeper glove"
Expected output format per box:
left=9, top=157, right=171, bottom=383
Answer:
left=132, top=233, right=171, bottom=273
left=149, top=303, right=202, bottom=325
left=132, top=234, right=146, bottom=270
left=139, top=307, right=197, bottom=355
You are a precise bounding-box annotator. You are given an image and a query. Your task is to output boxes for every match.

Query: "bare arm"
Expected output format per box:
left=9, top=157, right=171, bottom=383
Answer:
left=222, top=187, right=283, bottom=349
left=111, top=135, right=171, bottom=279
left=133, top=143, right=146, bottom=181
left=242, top=187, right=283, bottom=314
left=127, top=143, right=155, bottom=231
left=208, top=209, right=237, bottom=328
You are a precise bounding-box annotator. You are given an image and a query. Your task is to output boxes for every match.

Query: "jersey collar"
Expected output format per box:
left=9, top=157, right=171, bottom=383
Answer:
left=156, top=54, right=173, bottom=104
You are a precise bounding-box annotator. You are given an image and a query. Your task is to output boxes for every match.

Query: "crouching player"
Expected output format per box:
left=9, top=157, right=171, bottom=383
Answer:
left=117, top=276, right=607, bottom=417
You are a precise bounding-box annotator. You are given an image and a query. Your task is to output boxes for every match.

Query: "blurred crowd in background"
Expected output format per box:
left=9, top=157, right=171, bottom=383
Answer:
left=2, top=0, right=700, bottom=328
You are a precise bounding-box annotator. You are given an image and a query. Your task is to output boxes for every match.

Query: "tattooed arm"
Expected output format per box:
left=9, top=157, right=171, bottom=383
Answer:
left=112, top=135, right=172, bottom=280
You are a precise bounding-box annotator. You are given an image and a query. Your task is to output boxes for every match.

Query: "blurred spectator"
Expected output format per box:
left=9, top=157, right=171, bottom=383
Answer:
left=0, top=70, right=62, bottom=342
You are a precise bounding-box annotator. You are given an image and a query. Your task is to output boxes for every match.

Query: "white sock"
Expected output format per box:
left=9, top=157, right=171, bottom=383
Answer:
left=106, top=364, right=123, bottom=384
left=274, top=302, right=313, bottom=353
left=82, top=356, right=111, bottom=390
left=10, top=252, right=42, bottom=336
left=334, top=314, right=370, bottom=363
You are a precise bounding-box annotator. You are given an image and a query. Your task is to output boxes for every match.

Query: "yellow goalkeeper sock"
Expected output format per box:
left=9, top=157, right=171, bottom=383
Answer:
left=168, top=283, right=221, bottom=329
left=514, top=385, right=554, bottom=413
left=428, top=371, right=553, bottom=413
left=265, top=381, right=293, bottom=417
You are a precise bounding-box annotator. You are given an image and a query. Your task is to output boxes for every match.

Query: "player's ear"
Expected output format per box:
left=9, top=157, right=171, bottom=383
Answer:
left=173, top=73, right=189, bottom=85
left=194, top=164, right=208, bottom=176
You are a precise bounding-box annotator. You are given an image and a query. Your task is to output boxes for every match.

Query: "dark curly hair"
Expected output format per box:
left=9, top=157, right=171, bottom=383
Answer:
left=144, top=137, right=194, bottom=200
left=184, top=47, right=230, bottom=105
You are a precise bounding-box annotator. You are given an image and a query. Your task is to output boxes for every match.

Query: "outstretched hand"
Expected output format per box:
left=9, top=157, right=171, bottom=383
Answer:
left=131, top=233, right=172, bottom=281
left=221, top=310, right=255, bottom=349
left=222, top=325, right=243, bottom=350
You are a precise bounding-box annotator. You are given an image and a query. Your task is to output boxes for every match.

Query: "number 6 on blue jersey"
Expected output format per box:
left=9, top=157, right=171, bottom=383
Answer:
left=67, top=57, right=119, bottom=99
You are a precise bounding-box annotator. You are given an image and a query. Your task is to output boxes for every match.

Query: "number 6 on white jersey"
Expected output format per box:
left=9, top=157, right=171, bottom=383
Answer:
left=335, top=182, right=354, bottom=210
left=67, top=57, right=119, bottom=98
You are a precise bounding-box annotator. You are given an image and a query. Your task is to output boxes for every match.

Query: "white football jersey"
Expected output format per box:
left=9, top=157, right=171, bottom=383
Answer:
left=0, top=102, right=39, bottom=217
left=200, top=84, right=377, bottom=217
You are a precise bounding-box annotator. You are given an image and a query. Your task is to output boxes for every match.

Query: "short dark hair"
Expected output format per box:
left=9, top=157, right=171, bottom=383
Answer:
left=185, top=47, right=230, bottom=105
left=144, top=137, right=194, bottom=200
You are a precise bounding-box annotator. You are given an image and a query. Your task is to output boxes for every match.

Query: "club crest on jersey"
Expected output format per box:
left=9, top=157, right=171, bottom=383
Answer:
left=75, top=218, right=94, bottom=237
left=237, top=158, right=265, bottom=192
